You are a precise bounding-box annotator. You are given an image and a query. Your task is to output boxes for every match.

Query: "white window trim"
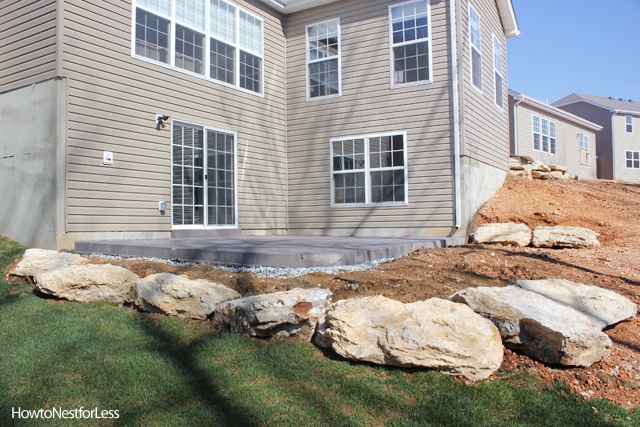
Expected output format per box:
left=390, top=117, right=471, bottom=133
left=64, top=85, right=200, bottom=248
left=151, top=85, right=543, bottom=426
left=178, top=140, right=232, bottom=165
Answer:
left=131, top=0, right=265, bottom=97
left=388, top=0, right=433, bottom=89
left=626, top=150, right=640, bottom=169
left=492, top=34, right=504, bottom=110
left=532, top=115, right=557, bottom=155
left=626, top=115, right=633, bottom=134
left=171, top=120, right=239, bottom=229
left=578, top=133, right=591, bottom=166
left=305, top=18, right=342, bottom=101
left=468, top=4, right=482, bottom=93
left=330, top=132, right=409, bottom=207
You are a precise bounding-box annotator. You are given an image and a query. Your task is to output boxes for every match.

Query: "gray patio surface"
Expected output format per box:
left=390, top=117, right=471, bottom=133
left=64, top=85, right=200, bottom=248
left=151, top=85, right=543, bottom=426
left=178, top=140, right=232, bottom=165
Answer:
left=75, top=235, right=465, bottom=268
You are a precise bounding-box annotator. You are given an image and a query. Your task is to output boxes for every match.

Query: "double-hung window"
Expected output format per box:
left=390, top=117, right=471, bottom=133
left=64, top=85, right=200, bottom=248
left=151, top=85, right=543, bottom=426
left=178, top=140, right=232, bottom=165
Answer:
left=389, top=0, right=431, bottom=87
left=579, top=134, right=591, bottom=165
left=306, top=19, right=341, bottom=99
left=626, top=115, right=633, bottom=133
left=331, top=134, right=408, bottom=206
left=469, top=5, right=482, bottom=91
left=626, top=151, right=640, bottom=169
left=134, top=0, right=264, bottom=94
left=493, top=35, right=504, bottom=108
left=532, top=115, right=557, bottom=154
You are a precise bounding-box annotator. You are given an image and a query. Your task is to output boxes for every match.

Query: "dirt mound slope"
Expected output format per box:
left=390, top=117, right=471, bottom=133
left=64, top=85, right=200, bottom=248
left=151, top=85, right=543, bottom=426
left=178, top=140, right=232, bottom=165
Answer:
left=93, top=175, right=640, bottom=408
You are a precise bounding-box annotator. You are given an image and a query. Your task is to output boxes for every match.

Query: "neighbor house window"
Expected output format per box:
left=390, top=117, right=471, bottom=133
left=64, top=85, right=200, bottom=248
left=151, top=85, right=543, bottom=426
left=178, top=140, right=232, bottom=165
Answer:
left=493, top=35, right=503, bottom=108
left=579, top=134, right=591, bottom=165
left=533, top=115, right=557, bottom=154
left=469, top=5, right=482, bottom=91
left=626, top=151, right=640, bottom=169
left=626, top=115, right=633, bottom=133
left=306, top=18, right=341, bottom=99
left=389, top=0, right=431, bottom=86
left=134, top=0, right=263, bottom=94
left=331, top=133, right=408, bottom=205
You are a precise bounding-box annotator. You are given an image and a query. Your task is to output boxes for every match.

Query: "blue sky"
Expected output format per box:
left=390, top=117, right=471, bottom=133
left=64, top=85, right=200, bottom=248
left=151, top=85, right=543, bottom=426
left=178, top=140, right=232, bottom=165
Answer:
left=507, top=0, right=640, bottom=104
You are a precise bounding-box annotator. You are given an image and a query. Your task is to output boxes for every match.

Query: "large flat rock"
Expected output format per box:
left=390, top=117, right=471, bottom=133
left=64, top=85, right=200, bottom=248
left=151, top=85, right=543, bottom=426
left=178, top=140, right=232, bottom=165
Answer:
left=316, top=296, right=503, bottom=381
left=449, top=286, right=612, bottom=367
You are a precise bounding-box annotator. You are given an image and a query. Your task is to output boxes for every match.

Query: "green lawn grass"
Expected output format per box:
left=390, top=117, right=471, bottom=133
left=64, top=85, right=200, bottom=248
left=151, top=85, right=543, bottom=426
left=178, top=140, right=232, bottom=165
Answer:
left=0, top=236, right=638, bottom=426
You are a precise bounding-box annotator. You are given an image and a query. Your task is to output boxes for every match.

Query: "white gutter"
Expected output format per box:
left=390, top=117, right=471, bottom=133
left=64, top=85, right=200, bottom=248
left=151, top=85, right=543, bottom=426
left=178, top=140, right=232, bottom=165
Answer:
left=511, top=94, right=526, bottom=156
left=449, top=0, right=461, bottom=229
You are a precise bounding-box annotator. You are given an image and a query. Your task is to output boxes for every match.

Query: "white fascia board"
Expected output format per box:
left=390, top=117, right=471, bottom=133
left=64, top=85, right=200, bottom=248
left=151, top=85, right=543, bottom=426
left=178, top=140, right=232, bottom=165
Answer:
left=258, top=0, right=341, bottom=13
left=496, top=0, right=520, bottom=38
left=510, top=90, right=603, bottom=131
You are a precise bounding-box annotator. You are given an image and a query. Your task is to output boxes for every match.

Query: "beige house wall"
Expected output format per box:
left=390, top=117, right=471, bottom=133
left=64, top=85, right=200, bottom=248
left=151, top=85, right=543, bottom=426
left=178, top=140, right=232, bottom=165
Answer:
left=612, top=113, right=640, bottom=181
left=285, top=0, right=457, bottom=237
left=59, top=0, right=288, bottom=241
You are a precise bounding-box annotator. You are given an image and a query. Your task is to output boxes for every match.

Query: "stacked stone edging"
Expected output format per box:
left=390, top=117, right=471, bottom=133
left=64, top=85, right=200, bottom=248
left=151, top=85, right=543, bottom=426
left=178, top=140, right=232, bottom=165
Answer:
left=8, top=249, right=637, bottom=381
left=472, top=223, right=600, bottom=248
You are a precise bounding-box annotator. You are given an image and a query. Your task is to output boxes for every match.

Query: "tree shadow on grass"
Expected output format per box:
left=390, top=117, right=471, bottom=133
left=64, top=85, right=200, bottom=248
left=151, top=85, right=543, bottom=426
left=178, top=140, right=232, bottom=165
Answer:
left=122, top=315, right=260, bottom=427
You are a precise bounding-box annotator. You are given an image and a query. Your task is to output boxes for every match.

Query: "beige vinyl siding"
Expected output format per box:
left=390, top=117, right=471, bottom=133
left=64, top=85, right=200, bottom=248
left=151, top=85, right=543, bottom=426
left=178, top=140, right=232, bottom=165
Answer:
left=613, top=113, right=640, bottom=181
left=459, top=0, right=509, bottom=170
left=61, top=0, right=287, bottom=234
left=558, top=103, right=615, bottom=179
left=0, top=0, right=58, bottom=93
left=286, top=0, right=456, bottom=236
left=512, top=101, right=598, bottom=179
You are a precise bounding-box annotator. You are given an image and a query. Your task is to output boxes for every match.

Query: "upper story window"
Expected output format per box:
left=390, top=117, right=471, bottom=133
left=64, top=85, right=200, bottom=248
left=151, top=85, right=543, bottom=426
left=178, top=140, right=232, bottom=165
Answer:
left=492, top=35, right=503, bottom=109
left=306, top=18, right=341, bottom=100
left=134, top=0, right=264, bottom=95
left=626, top=151, right=640, bottom=169
left=533, top=115, right=557, bottom=155
left=331, top=133, right=408, bottom=206
left=469, top=5, right=482, bottom=91
left=579, top=134, right=591, bottom=165
left=626, top=115, right=633, bottom=133
left=389, top=0, right=431, bottom=87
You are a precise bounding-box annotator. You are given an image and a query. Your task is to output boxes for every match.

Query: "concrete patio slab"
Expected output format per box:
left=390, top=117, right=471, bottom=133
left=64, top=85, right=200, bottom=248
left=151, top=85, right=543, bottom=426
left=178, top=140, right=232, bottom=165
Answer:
left=75, top=235, right=464, bottom=268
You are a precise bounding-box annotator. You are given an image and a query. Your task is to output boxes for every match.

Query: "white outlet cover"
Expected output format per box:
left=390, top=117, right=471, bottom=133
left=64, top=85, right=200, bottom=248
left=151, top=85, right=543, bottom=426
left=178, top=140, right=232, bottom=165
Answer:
left=103, top=151, right=114, bottom=165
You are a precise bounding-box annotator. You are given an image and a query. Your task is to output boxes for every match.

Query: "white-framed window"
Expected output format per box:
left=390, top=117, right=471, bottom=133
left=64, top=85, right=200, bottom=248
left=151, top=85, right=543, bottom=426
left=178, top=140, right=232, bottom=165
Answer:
left=331, top=133, right=408, bottom=206
left=492, top=35, right=503, bottom=108
left=626, top=115, right=633, bottom=133
left=306, top=18, right=341, bottom=100
left=579, top=133, right=591, bottom=165
left=533, top=115, right=557, bottom=154
left=133, top=0, right=264, bottom=95
left=469, top=4, right=482, bottom=91
left=626, top=151, right=640, bottom=169
left=389, top=0, right=431, bottom=87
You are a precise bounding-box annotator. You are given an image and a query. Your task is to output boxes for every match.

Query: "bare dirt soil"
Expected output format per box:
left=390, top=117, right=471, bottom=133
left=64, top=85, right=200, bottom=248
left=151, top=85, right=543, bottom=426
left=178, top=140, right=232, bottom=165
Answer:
left=91, top=175, right=640, bottom=408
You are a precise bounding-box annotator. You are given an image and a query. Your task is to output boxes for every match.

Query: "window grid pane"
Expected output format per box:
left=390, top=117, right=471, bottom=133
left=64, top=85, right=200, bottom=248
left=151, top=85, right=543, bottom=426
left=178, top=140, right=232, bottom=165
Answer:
left=469, top=6, right=481, bottom=90
left=175, top=0, right=206, bottom=31
left=332, top=135, right=406, bottom=205
left=210, top=0, right=235, bottom=43
left=175, top=24, right=205, bottom=74
left=239, top=51, right=262, bottom=93
left=210, top=38, right=235, bottom=84
left=390, top=0, right=430, bottom=85
left=135, top=9, right=170, bottom=63
left=307, top=19, right=340, bottom=98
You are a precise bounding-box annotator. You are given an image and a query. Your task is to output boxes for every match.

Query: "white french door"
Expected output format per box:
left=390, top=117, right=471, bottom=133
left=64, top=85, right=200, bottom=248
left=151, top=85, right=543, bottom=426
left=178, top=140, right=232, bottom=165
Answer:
left=172, top=122, right=237, bottom=228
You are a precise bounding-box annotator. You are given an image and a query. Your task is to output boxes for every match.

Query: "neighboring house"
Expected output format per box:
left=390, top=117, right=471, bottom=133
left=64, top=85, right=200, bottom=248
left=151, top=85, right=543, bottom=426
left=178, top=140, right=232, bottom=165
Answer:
left=553, top=93, right=640, bottom=181
left=508, top=90, right=601, bottom=179
left=0, top=0, right=519, bottom=250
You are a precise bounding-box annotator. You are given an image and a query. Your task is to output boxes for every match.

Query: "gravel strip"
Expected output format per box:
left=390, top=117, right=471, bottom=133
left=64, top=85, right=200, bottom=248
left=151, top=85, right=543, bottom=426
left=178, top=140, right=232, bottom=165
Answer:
left=88, top=253, right=393, bottom=278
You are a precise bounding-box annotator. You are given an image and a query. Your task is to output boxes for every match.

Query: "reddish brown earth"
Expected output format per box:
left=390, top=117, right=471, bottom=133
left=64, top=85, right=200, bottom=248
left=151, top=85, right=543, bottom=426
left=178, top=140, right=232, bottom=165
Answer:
left=90, top=175, right=640, bottom=408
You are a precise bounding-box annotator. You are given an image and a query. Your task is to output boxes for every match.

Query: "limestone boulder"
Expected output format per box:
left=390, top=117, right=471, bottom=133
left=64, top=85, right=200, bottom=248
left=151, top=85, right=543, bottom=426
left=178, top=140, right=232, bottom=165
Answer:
left=516, top=279, right=637, bottom=328
left=531, top=170, right=552, bottom=180
left=211, top=288, right=332, bottom=341
left=549, top=164, right=569, bottom=173
left=315, top=296, right=503, bottom=381
left=472, top=223, right=532, bottom=247
left=130, top=273, right=240, bottom=319
left=449, top=286, right=611, bottom=367
left=34, top=264, right=139, bottom=303
left=10, top=249, right=88, bottom=279
left=532, top=226, right=600, bottom=248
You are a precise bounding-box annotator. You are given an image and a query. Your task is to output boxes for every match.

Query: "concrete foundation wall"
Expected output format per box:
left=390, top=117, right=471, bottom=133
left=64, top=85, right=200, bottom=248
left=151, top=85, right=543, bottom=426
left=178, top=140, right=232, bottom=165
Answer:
left=459, top=155, right=507, bottom=238
left=0, top=79, right=65, bottom=249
